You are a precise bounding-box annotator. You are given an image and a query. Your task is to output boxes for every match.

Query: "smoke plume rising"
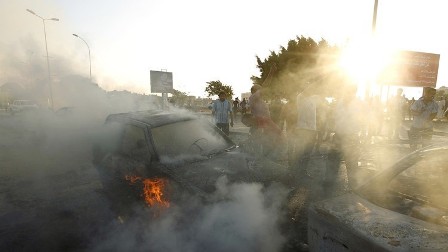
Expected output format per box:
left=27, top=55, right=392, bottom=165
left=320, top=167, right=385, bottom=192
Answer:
left=91, top=177, right=289, bottom=252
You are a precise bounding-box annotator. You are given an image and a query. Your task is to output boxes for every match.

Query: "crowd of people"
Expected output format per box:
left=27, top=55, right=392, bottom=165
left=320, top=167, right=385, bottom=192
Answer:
left=211, top=85, right=444, bottom=188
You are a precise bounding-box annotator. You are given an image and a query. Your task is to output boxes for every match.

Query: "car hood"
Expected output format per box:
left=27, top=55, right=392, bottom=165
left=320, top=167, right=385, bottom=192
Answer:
left=160, top=148, right=290, bottom=193
left=308, top=193, right=448, bottom=251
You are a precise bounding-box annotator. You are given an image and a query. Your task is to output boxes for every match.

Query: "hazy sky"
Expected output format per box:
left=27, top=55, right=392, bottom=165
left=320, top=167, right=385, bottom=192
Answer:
left=1, top=0, right=446, bottom=98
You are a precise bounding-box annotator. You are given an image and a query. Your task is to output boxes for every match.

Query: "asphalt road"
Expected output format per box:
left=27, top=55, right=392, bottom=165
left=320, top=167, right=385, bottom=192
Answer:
left=1, top=111, right=447, bottom=251
left=0, top=112, right=114, bottom=251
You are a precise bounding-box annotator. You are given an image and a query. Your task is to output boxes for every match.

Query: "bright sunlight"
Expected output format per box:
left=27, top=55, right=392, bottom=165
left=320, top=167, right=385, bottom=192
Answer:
left=338, top=38, right=398, bottom=99
left=339, top=39, right=396, bottom=83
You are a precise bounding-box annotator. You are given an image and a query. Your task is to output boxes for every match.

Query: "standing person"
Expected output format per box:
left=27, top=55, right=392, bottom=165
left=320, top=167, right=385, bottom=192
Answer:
left=445, top=96, right=448, bottom=113
left=270, top=95, right=284, bottom=129
left=249, top=84, right=282, bottom=156
left=240, top=98, right=247, bottom=115
left=212, top=91, right=234, bottom=136
left=314, top=95, right=329, bottom=152
left=249, top=84, right=281, bottom=134
left=435, top=96, right=446, bottom=121
left=388, top=88, right=407, bottom=140
left=408, top=87, right=438, bottom=151
left=232, top=97, right=240, bottom=117
left=409, top=97, right=416, bottom=120
left=293, top=87, right=320, bottom=177
left=279, top=94, right=298, bottom=166
left=324, top=85, right=366, bottom=189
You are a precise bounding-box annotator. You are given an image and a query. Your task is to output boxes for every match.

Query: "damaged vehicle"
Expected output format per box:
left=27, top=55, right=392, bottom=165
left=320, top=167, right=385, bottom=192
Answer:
left=93, top=110, right=290, bottom=212
left=308, top=144, right=448, bottom=251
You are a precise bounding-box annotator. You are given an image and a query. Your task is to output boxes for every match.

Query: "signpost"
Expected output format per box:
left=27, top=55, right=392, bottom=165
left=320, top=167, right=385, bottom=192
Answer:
left=150, top=70, right=173, bottom=93
left=150, top=70, right=173, bottom=110
left=379, top=51, right=440, bottom=88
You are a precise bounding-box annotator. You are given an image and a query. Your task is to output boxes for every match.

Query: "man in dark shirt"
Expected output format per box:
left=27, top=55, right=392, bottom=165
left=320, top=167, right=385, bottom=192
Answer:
left=233, top=97, right=240, bottom=116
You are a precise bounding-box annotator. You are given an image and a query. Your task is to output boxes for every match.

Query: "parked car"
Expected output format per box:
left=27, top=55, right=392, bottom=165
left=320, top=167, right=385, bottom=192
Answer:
left=9, top=100, right=39, bottom=114
left=54, top=106, right=75, bottom=117
left=308, top=144, right=448, bottom=251
left=93, top=110, right=290, bottom=211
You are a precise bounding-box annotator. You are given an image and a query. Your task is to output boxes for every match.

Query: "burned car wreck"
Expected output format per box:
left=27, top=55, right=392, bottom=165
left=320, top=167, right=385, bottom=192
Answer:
left=93, top=110, right=291, bottom=212
left=308, top=144, right=448, bottom=251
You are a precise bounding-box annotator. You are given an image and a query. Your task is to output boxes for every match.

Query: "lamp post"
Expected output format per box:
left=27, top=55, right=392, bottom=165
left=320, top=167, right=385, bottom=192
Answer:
left=364, top=0, right=379, bottom=100
left=372, top=0, right=379, bottom=34
left=26, top=9, right=59, bottom=111
left=371, top=0, right=383, bottom=100
left=72, top=34, right=92, bottom=81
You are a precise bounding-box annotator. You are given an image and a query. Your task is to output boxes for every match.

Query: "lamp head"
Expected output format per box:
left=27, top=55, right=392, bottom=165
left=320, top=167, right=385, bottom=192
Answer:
left=26, top=9, right=36, bottom=15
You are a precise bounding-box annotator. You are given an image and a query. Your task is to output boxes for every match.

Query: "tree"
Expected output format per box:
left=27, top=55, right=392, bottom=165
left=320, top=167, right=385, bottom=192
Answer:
left=169, top=89, right=189, bottom=107
left=251, top=35, right=340, bottom=99
left=205, top=80, right=234, bottom=99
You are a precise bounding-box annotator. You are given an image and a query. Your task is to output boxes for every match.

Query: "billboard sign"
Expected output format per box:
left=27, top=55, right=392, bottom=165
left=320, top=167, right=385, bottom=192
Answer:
left=379, top=51, right=440, bottom=87
left=150, top=70, right=173, bottom=93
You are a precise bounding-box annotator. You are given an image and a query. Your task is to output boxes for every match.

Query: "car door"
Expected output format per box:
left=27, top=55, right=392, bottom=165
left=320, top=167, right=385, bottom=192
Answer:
left=383, top=149, right=448, bottom=226
left=115, top=122, right=201, bottom=205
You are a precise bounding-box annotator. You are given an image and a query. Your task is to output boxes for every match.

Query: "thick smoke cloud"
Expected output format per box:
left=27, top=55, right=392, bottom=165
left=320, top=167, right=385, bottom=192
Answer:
left=0, top=69, right=292, bottom=252
left=91, top=177, right=289, bottom=252
left=0, top=2, right=388, bottom=252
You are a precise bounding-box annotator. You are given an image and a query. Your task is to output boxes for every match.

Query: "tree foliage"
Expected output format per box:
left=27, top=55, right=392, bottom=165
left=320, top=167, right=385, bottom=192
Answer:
left=251, top=35, right=341, bottom=99
left=205, top=80, right=234, bottom=99
left=169, top=89, right=189, bottom=106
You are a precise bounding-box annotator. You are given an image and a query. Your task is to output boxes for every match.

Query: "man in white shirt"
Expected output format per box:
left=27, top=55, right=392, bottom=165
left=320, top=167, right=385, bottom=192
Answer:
left=409, top=87, right=438, bottom=151
left=388, top=88, right=407, bottom=139
left=212, top=91, right=234, bottom=136
left=293, top=87, right=320, bottom=176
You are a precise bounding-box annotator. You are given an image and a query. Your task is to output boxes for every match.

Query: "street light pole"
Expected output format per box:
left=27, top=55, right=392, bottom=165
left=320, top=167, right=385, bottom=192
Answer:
left=372, top=0, right=379, bottom=34
left=72, top=34, right=92, bottom=81
left=26, top=9, right=59, bottom=111
left=362, top=0, right=380, bottom=101
left=371, top=0, right=384, bottom=100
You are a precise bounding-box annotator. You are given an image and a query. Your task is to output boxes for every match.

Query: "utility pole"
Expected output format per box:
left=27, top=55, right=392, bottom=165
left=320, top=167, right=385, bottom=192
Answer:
left=369, top=0, right=379, bottom=100
left=372, top=0, right=379, bottom=34
left=26, top=9, right=59, bottom=110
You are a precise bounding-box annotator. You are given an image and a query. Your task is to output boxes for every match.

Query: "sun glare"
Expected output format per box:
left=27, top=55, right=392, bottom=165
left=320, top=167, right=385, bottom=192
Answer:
left=339, top=40, right=395, bottom=84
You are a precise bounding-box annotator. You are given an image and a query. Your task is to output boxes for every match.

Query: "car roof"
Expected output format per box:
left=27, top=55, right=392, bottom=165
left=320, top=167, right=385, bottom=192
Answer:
left=105, top=109, right=199, bottom=128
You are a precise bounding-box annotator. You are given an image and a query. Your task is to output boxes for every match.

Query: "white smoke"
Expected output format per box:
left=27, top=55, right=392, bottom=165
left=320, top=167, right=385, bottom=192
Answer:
left=91, top=176, right=289, bottom=252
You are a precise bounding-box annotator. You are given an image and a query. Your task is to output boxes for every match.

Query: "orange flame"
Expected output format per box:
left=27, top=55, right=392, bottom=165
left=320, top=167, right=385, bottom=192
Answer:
left=125, top=175, right=170, bottom=208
